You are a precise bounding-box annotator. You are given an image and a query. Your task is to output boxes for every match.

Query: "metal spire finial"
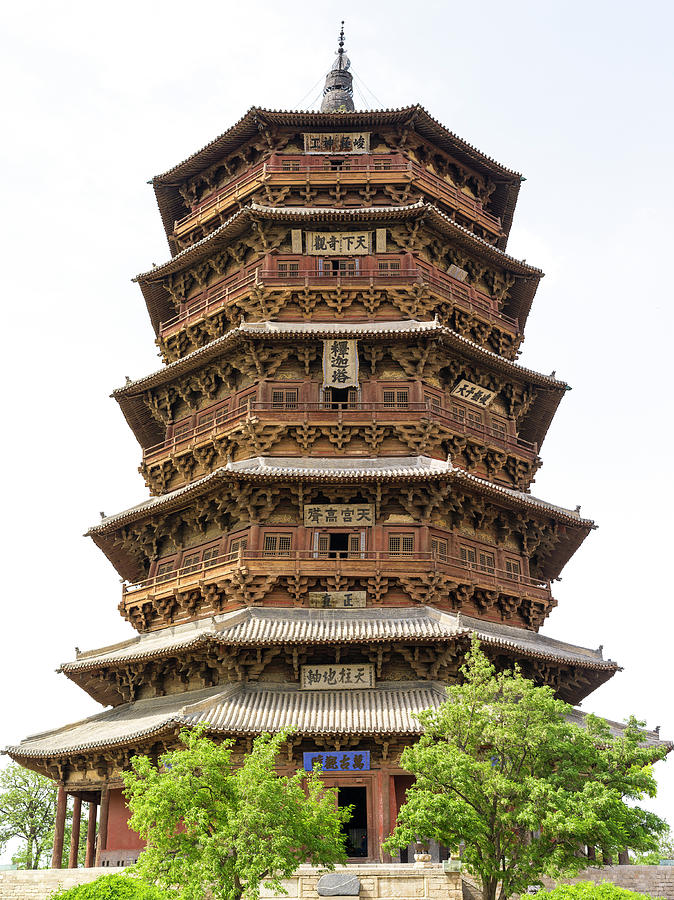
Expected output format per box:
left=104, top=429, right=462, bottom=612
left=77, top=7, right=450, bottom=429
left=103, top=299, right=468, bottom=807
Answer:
left=321, top=21, right=355, bottom=113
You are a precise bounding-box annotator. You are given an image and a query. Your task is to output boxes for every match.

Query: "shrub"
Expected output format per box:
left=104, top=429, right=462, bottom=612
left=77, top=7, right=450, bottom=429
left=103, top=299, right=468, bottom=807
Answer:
left=50, top=872, right=170, bottom=899
left=535, top=883, right=662, bottom=900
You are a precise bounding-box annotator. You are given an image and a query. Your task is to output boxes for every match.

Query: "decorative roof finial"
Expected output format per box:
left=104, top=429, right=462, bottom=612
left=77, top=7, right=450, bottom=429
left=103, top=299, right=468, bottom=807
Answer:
left=321, top=21, right=355, bottom=113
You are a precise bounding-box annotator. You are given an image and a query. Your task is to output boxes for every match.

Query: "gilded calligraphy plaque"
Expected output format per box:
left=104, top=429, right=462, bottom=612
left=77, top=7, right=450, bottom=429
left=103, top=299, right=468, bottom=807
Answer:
left=300, top=663, right=375, bottom=690
left=303, top=504, right=375, bottom=527
left=450, top=379, right=497, bottom=408
left=322, top=339, right=359, bottom=388
left=308, top=591, right=367, bottom=608
left=306, top=231, right=371, bottom=255
left=303, top=132, right=370, bottom=154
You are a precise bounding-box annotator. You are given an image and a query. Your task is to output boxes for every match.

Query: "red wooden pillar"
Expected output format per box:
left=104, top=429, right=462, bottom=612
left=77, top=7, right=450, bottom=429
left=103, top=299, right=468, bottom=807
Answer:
left=68, top=796, right=82, bottom=868
left=85, top=802, right=97, bottom=867
left=51, top=784, right=67, bottom=869
left=94, top=785, right=110, bottom=867
left=377, top=768, right=392, bottom=862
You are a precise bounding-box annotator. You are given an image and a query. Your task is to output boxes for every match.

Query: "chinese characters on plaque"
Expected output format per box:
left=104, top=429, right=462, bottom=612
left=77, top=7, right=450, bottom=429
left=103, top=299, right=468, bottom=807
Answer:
left=450, top=379, right=497, bottom=408
left=308, top=591, right=367, bottom=608
left=307, top=231, right=371, bottom=255
left=303, top=750, right=371, bottom=772
left=303, top=504, right=374, bottom=527
left=300, top=664, right=375, bottom=690
left=322, top=340, right=359, bottom=388
left=303, top=133, right=370, bottom=154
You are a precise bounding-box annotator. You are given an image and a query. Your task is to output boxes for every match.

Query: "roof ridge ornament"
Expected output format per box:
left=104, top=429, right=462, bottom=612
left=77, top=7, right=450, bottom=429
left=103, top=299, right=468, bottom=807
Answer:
left=321, top=21, right=355, bottom=113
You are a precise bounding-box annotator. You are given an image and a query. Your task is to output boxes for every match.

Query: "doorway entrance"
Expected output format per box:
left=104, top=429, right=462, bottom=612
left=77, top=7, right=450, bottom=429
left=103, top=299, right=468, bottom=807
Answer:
left=338, top=786, right=368, bottom=858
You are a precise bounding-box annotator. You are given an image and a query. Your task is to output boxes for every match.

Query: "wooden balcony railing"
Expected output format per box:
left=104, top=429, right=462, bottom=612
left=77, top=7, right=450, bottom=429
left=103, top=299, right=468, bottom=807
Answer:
left=158, top=261, right=518, bottom=340
left=122, top=549, right=551, bottom=604
left=142, top=401, right=537, bottom=464
left=172, top=155, right=502, bottom=239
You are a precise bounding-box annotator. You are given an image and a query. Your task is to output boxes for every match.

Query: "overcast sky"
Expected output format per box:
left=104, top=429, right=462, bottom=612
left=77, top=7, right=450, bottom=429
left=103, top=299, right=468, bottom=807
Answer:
left=1, top=0, right=673, bottom=860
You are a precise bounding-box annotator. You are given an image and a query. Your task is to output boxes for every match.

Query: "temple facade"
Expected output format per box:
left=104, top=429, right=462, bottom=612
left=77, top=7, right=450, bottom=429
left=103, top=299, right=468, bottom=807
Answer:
left=8, top=33, right=655, bottom=868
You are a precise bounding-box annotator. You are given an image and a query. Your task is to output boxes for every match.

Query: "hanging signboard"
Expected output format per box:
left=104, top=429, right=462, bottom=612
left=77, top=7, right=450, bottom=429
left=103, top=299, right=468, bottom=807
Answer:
left=303, top=750, right=371, bottom=772
left=307, top=231, right=371, bottom=255
left=308, top=591, right=367, bottom=608
left=450, top=379, right=497, bottom=408
left=322, top=339, right=359, bottom=387
left=304, top=504, right=374, bottom=527
left=303, top=133, right=370, bottom=154
left=300, top=663, right=375, bottom=690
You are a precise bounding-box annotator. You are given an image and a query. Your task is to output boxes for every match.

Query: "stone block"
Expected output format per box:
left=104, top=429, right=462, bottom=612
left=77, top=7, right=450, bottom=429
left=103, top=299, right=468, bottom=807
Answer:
left=317, top=873, right=361, bottom=896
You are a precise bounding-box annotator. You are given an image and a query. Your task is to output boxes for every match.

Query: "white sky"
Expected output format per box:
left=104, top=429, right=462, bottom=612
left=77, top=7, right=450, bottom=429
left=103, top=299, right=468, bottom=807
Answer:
left=1, top=0, right=673, bottom=861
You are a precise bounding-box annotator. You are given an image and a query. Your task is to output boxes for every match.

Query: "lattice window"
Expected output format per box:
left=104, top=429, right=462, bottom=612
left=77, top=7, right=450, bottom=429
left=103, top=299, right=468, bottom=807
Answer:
left=172, top=420, right=192, bottom=441
left=230, top=536, right=248, bottom=558
left=389, top=534, right=414, bottom=556
left=181, top=552, right=201, bottom=574
left=281, top=159, right=301, bottom=172
left=348, top=534, right=362, bottom=557
left=467, top=410, right=483, bottom=428
left=460, top=546, right=476, bottom=567
left=478, top=551, right=495, bottom=574
left=373, top=159, right=392, bottom=171
left=490, top=417, right=507, bottom=440
left=378, top=259, right=400, bottom=271
left=383, top=389, right=409, bottom=408
left=277, top=261, right=300, bottom=276
left=271, top=389, right=299, bottom=409
left=505, top=559, right=521, bottom=580
left=451, top=404, right=466, bottom=423
left=431, top=537, right=448, bottom=560
left=263, top=534, right=292, bottom=556
left=425, top=393, right=441, bottom=412
left=202, top=546, right=221, bottom=568
left=155, top=560, right=175, bottom=583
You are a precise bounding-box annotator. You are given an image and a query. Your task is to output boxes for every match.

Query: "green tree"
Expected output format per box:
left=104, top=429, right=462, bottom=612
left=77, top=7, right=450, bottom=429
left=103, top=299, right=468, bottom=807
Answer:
left=631, top=825, right=674, bottom=864
left=50, top=872, right=169, bottom=898
left=383, top=641, right=667, bottom=900
left=0, top=763, right=58, bottom=868
left=123, top=726, right=350, bottom=900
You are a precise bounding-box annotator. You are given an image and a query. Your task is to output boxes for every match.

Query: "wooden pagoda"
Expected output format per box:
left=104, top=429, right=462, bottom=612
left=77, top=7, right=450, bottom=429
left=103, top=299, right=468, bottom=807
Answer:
left=8, top=33, right=656, bottom=869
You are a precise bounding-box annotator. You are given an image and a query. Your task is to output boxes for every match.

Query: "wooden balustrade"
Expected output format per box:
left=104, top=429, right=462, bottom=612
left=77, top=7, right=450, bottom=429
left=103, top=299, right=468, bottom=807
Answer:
left=122, top=549, right=551, bottom=604
left=142, top=400, right=537, bottom=463
left=172, top=154, right=502, bottom=239
left=157, top=260, right=518, bottom=339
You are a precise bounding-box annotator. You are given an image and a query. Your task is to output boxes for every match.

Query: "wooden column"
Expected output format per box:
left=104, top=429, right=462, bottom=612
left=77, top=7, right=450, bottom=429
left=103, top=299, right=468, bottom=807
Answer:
left=378, top=768, right=392, bottom=863
left=68, top=796, right=82, bottom=868
left=85, top=802, right=97, bottom=868
left=51, top=785, right=67, bottom=869
left=94, top=786, right=110, bottom=867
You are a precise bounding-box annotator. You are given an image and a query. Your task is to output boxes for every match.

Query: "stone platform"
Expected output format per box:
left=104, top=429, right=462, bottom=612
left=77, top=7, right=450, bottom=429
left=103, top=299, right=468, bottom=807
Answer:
left=0, top=863, right=462, bottom=900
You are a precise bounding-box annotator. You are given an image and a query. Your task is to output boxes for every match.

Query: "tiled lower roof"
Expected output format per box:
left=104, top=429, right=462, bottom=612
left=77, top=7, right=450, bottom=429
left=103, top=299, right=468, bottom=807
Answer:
left=61, top=607, right=616, bottom=674
left=7, top=682, right=446, bottom=758
left=8, top=676, right=667, bottom=761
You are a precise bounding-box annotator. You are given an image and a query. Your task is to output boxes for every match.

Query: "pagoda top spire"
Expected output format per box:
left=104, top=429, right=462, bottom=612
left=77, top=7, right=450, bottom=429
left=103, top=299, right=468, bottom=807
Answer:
left=320, top=21, right=355, bottom=113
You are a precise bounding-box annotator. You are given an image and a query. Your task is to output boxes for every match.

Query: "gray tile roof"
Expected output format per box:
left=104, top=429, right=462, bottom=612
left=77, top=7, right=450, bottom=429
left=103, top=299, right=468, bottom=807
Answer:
left=88, top=455, right=592, bottom=534
left=9, top=674, right=666, bottom=761
left=7, top=681, right=447, bottom=758
left=113, top=317, right=566, bottom=398
left=61, top=607, right=616, bottom=674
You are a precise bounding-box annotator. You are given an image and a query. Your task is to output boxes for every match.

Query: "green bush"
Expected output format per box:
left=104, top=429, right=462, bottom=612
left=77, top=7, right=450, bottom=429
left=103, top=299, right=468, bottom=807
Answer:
left=535, top=883, right=662, bottom=900
left=50, top=872, right=170, bottom=899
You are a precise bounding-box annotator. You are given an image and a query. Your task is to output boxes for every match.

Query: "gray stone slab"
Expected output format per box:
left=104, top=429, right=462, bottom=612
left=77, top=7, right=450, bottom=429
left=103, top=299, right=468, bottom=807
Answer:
left=317, top=873, right=361, bottom=896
